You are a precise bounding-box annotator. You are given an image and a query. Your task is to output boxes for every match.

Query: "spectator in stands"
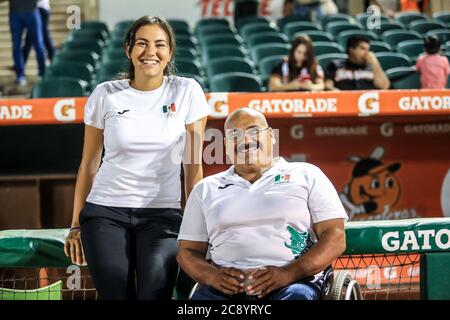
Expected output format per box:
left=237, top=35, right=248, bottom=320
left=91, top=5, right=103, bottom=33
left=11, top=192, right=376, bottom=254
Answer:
left=292, top=0, right=326, bottom=20
left=416, top=35, right=450, bottom=89
left=234, top=0, right=259, bottom=25
left=23, top=0, right=55, bottom=63
left=64, top=16, right=211, bottom=300
left=324, top=36, right=390, bottom=91
left=2, top=0, right=46, bottom=86
left=177, top=108, right=348, bottom=300
left=269, top=35, right=325, bottom=92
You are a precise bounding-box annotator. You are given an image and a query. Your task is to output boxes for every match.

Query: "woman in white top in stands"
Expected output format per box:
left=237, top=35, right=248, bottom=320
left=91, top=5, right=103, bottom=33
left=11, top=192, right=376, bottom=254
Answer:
left=64, top=16, right=211, bottom=300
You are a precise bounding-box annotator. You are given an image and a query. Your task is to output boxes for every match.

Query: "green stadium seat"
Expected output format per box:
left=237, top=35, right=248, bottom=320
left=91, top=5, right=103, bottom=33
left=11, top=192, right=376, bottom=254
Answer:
left=197, top=26, right=234, bottom=42
left=375, top=52, right=411, bottom=71
left=67, top=28, right=109, bottom=42
left=247, top=32, right=288, bottom=46
left=175, top=58, right=203, bottom=76
left=174, top=29, right=192, bottom=38
left=176, top=35, right=197, bottom=49
left=433, top=12, right=450, bottom=24
left=385, top=66, right=416, bottom=81
left=325, top=21, right=363, bottom=36
left=336, top=30, right=378, bottom=47
left=32, top=77, right=89, bottom=97
left=45, top=61, right=95, bottom=85
left=355, top=13, right=389, bottom=29
left=283, top=21, right=321, bottom=39
left=240, top=23, right=277, bottom=39
left=369, top=41, right=392, bottom=53
left=258, top=55, right=285, bottom=82
left=201, top=33, right=243, bottom=47
left=210, top=72, right=262, bottom=92
left=250, top=43, right=290, bottom=64
left=207, top=57, right=255, bottom=78
left=168, top=19, right=190, bottom=32
left=395, top=12, right=427, bottom=27
left=372, top=21, right=404, bottom=35
left=110, top=29, right=127, bottom=41
left=426, top=29, right=450, bottom=44
left=409, top=20, right=447, bottom=35
left=204, top=45, right=247, bottom=62
left=314, top=42, right=344, bottom=55
left=61, top=39, right=104, bottom=56
left=381, top=29, right=422, bottom=49
left=396, top=40, right=424, bottom=61
left=98, top=60, right=127, bottom=78
left=102, top=48, right=127, bottom=63
left=114, top=20, right=134, bottom=33
left=175, top=47, right=198, bottom=60
left=53, top=50, right=100, bottom=70
left=316, top=53, right=348, bottom=70
left=321, top=14, right=355, bottom=28
left=277, top=15, right=309, bottom=30
left=236, top=16, right=270, bottom=29
left=107, top=38, right=125, bottom=49
left=387, top=67, right=421, bottom=89
left=80, top=21, right=109, bottom=34
left=196, top=18, right=229, bottom=29
left=296, top=30, right=334, bottom=42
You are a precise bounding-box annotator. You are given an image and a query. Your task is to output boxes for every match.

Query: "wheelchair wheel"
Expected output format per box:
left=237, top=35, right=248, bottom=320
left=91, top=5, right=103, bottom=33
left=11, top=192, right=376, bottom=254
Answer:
left=331, top=270, right=363, bottom=300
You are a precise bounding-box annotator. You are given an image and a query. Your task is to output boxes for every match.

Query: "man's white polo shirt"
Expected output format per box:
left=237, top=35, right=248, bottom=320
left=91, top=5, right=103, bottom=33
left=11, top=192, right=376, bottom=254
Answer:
left=178, top=157, right=348, bottom=270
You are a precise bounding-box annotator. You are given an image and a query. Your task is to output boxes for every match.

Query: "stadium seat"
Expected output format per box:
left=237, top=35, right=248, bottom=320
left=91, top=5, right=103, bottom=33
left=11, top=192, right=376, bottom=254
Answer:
left=371, top=21, right=404, bottom=35
left=176, top=35, right=198, bottom=49
left=196, top=18, right=229, bottom=29
left=433, top=12, right=450, bottom=24
left=321, top=14, right=355, bottom=28
left=296, top=30, right=334, bottom=42
left=314, top=42, right=344, bottom=55
left=102, top=48, right=127, bottom=63
left=210, top=72, right=262, bottom=92
left=61, top=40, right=104, bottom=56
left=247, top=32, right=288, bottom=46
left=114, top=20, right=134, bottom=33
left=375, top=52, right=411, bottom=71
left=168, top=19, right=190, bottom=32
left=201, top=33, right=243, bottom=47
left=385, top=66, right=416, bottom=81
left=426, top=29, right=450, bottom=44
left=207, top=57, right=255, bottom=78
left=96, top=62, right=127, bottom=83
left=381, top=29, right=422, bottom=49
left=174, top=29, right=193, bottom=38
left=240, top=23, right=278, bottom=39
left=409, top=20, right=447, bottom=35
left=45, top=62, right=95, bottom=86
left=369, top=41, right=392, bottom=53
left=395, top=12, right=427, bottom=27
left=80, top=21, right=109, bottom=34
left=67, top=28, right=109, bottom=42
left=325, top=21, right=363, bottom=36
left=283, top=21, right=321, bottom=39
left=53, top=50, right=100, bottom=71
left=175, top=47, right=198, bottom=60
left=386, top=67, right=421, bottom=89
left=258, top=55, right=285, bottom=83
left=236, top=16, right=270, bottom=30
left=106, top=38, right=125, bottom=50
left=277, top=15, right=309, bottom=30
left=32, top=78, right=89, bottom=97
left=175, top=58, right=203, bottom=76
left=336, top=30, right=378, bottom=47
left=316, top=53, right=348, bottom=70
left=355, top=13, right=389, bottom=29
left=197, top=26, right=235, bottom=42
left=204, top=45, right=247, bottom=62
left=396, top=40, right=424, bottom=61
left=250, top=43, right=290, bottom=64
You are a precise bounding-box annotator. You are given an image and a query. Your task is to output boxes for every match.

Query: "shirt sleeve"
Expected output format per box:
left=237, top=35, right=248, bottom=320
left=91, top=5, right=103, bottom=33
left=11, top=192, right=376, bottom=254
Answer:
left=178, top=183, right=209, bottom=242
left=444, top=57, right=450, bottom=75
left=83, top=84, right=105, bottom=129
left=415, top=56, right=423, bottom=72
left=316, top=64, right=325, bottom=79
left=185, top=79, right=212, bottom=125
left=324, top=60, right=337, bottom=81
left=306, top=165, right=348, bottom=223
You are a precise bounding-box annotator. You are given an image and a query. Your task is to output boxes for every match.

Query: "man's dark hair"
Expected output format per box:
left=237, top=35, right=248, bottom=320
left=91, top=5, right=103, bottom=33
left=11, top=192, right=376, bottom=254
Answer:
left=346, top=35, right=370, bottom=53
left=424, top=35, right=441, bottom=55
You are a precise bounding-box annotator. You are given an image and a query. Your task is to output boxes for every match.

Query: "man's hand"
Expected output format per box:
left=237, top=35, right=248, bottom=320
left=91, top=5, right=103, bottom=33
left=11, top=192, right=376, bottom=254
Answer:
left=246, top=266, right=293, bottom=298
left=365, top=51, right=379, bottom=66
left=207, top=267, right=245, bottom=295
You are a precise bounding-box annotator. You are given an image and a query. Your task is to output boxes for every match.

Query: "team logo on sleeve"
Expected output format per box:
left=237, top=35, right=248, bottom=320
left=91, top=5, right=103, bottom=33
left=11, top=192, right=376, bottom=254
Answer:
left=284, top=225, right=313, bottom=258
left=274, top=173, right=290, bottom=184
left=162, top=103, right=176, bottom=117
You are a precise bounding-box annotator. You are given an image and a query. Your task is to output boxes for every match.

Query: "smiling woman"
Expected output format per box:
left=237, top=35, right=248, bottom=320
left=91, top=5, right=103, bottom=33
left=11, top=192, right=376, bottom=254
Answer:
left=64, top=16, right=211, bottom=300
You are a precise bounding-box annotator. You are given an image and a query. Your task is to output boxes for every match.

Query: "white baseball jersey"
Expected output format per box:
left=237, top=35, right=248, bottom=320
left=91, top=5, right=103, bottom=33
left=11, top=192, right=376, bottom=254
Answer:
left=178, top=158, right=348, bottom=270
left=84, top=76, right=211, bottom=208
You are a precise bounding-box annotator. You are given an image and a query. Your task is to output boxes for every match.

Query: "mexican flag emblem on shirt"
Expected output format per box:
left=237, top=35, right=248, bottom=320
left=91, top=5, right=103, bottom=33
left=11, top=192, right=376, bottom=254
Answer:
left=163, top=103, right=176, bottom=114
left=274, top=173, right=290, bottom=184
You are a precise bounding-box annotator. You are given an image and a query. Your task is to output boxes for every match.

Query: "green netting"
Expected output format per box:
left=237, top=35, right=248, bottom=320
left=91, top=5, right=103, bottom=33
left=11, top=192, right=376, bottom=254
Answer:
left=0, top=280, right=62, bottom=300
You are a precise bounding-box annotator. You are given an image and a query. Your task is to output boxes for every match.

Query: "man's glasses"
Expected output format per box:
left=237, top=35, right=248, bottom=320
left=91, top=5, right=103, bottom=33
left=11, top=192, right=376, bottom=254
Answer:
left=225, top=127, right=269, bottom=141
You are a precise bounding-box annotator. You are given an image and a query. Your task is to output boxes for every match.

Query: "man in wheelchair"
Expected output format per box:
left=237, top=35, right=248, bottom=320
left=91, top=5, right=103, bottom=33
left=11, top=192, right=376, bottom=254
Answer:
left=177, top=108, right=348, bottom=300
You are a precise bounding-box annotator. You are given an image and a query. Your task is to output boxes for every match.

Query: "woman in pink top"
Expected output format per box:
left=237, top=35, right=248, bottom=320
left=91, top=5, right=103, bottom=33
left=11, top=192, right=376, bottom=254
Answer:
left=416, top=35, right=450, bottom=89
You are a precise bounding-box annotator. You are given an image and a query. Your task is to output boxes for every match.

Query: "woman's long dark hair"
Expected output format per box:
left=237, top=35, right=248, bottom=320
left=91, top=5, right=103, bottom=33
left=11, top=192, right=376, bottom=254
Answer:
left=287, top=34, right=319, bottom=82
left=123, top=16, right=177, bottom=80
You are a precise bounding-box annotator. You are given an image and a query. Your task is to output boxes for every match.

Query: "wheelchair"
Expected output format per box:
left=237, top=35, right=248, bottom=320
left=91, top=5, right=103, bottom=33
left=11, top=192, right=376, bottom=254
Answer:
left=188, top=266, right=363, bottom=300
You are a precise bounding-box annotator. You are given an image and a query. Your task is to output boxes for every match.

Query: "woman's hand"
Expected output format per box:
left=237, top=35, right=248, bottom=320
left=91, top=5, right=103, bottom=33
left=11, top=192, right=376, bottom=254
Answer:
left=64, top=228, right=86, bottom=266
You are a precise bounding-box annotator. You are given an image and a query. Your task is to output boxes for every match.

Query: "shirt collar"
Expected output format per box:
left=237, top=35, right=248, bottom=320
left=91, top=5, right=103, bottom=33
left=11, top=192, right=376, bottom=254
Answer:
left=222, top=157, right=287, bottom=183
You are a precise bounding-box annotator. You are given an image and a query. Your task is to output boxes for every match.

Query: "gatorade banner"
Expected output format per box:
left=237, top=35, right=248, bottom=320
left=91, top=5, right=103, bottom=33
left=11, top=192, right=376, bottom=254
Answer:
left=1, top=89, right=450, bottom=125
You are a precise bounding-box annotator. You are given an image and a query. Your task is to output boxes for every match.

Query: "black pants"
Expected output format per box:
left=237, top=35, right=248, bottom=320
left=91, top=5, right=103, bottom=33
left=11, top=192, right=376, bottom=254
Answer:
left=79, top=202, right=182, bottom=300
left=234, top=1, right=259, bottom=25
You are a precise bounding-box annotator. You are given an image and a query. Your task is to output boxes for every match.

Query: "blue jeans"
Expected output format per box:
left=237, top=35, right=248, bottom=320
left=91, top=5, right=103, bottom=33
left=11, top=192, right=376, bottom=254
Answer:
left=9, top=9, right=46, bottom=80
left=24, top=8, right=55, bottom=63
left=192, top=280, right=321, bottom=300
left=293, top=4, right=324, bottom=20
